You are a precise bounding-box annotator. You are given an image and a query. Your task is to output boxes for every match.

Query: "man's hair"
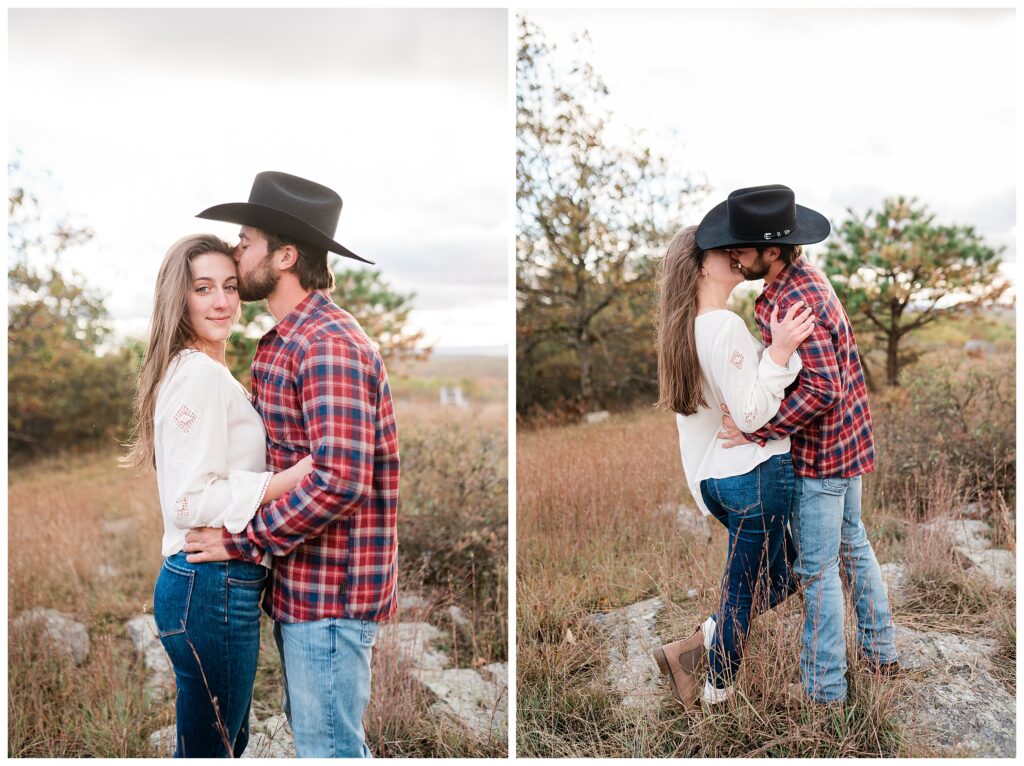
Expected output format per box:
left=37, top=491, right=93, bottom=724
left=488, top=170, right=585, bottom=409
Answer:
left=261, top=229, right=335, bottom=291
left=757, top=243, right=802, bottom=266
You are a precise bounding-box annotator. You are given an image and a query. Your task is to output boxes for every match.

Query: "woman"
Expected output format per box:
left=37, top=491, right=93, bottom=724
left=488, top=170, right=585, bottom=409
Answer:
left=123, top=234, right=311, bottom=757
left=652, top=225, right=813, bottom=709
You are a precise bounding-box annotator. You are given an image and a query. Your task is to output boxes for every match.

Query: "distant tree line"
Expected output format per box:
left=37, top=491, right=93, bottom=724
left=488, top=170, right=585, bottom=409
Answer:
left=8, top=159, right=430, bottom=462
left=515, top=18, right=1010, bottom=419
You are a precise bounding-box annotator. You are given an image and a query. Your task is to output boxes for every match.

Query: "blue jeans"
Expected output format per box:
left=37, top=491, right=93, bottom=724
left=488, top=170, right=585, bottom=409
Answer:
left=153, top=552, right=267, bottom=758
left=790, top=476, right=898, bottom=703
left=273, top=617, right=380, bottom=758
left=700, top=453, right=800, bottom=689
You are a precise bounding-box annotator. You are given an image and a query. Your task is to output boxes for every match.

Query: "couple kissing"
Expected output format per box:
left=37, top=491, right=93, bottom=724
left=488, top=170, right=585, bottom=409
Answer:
left=654, top=184, right=900, bottom=710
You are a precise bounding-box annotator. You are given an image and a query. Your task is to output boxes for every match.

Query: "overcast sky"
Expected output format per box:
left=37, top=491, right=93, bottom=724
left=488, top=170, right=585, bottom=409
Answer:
left=9, top=8, right=508, bottom=351
left=524, top=8, right=1015, bottom=287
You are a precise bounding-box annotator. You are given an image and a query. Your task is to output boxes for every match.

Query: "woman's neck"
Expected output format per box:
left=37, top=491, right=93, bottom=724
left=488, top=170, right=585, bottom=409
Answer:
left=189, top=340, right=227, bottom=366
left=697, top=282, right=735, bottom=315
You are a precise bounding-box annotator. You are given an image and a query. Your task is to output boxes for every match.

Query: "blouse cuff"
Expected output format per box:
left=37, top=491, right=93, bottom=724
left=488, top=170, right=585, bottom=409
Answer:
left=760, top=348, right=802, bottom=380
left=223, top=470, right=274, bottom=534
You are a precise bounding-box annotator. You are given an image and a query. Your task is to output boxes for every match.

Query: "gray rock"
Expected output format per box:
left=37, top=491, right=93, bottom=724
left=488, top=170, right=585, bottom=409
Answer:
left=958, top=501, right=991, bottom=520
left=378, top=621, right=449, bottom=672
left=149, top=724, right=175, bottom=757
left=674, top=505, right=713, bottom=543
left=152, top=716, right=297, bottom=758
left=920, top=517, right=1015, bottom=590
left=584, top=410, right=610, bottom=424
left=878, top=562, right=907, bottom=596
left=480, top=662, right=508, bottom=687
left=588, top=596, right=665, bottom=712
left=420, top=668, right=507, bottom=741
left=447, top=605, right=471, bottom=628
left=126, top=614, right=174, bottom=699
left=893, top=623, right=1014, bottom=757
left=957, top=548, right=1015, bottom=591
left=13, top=608, right=89, bottom=666
left=399, top=590, right=433, bottom=612
left=379, top=621, right=506, bottom=741
left=241, top=715, right=296, bottom=758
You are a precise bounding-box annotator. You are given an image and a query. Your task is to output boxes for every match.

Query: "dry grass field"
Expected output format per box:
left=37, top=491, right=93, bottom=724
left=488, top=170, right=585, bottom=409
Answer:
left=8, top=356, right=508, bottom=758
left=516, top=348, right=1015, bottom=757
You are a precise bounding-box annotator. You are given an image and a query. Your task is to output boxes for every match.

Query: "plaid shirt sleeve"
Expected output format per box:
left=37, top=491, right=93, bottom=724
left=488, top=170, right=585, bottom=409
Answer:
left=223, top=335, right=378, bottom=560
left=746, top=302, right=844, bottom=443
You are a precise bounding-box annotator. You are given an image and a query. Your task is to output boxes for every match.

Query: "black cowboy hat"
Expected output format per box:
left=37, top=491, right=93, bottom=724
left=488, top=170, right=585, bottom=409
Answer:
left=197, top=171, right=372, bottom=264
left=695, top=184, right=830, bottom=251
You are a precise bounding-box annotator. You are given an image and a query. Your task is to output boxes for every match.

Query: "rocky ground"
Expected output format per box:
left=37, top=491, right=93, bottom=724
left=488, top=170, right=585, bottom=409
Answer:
left=586, top=507, right=1016, bottom=757
left=16, top=592, right=506, bottom=758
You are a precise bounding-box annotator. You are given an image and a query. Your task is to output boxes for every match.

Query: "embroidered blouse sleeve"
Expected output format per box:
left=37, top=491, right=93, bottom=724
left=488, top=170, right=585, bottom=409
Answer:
left=157, top=358, right=272, bottom=533
left=709, top=313, right=802, bottom=433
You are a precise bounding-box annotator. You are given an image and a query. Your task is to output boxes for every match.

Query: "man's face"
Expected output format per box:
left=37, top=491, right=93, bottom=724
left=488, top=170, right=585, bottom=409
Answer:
left=236, top=226, right=279, bottom=301
left=727, top=247, right=772, bottom=280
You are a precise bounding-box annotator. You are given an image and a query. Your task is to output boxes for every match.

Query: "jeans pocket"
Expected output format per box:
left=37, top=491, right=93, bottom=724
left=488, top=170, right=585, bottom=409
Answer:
left=227, top=568, right=269, bottom=589
left=712, top=472, right=761, bottom=514
left=360, top=620, right=379, bottom=647
left=821, top=477, right=850, bottom=496
left=154, top=560, right=195, bottom=637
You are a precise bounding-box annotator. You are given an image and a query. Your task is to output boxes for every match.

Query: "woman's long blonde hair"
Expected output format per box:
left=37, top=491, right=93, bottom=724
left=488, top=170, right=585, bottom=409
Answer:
left=122, top=234, right=236, bottom=469
left=656, top=225, right=708, bottom=416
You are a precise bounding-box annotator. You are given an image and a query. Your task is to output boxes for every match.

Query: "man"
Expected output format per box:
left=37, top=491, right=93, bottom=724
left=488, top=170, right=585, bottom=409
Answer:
left=184, top=171, right=399, bottom=756
left=696, top=184, right=899, bottom=706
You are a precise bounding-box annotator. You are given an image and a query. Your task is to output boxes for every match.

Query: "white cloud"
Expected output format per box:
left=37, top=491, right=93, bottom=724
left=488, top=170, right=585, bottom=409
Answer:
left=9, top=8, right=509, bottom=349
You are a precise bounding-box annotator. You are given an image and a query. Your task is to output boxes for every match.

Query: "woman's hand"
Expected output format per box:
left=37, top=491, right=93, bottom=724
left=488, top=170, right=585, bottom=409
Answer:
left=768, top=300, right=815, bottom=365
left=295, top=454, right=315, bottom=477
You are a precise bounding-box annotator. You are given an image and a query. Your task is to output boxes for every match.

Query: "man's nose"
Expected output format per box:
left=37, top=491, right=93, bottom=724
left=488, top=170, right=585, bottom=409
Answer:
left=232, top=244, right=242, bottom=263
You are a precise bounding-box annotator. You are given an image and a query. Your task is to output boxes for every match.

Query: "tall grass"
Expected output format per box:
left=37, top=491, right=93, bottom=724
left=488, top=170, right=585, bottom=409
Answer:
left=516, top=393, right=1013, bottom=757
left=8, top=397, right=507, bottom=757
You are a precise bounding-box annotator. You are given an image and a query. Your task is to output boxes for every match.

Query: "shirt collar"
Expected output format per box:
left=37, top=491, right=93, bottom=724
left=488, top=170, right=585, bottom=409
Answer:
left=268, top=290, right=332, bottom=342
left=758, top=255, right=805, bottom=305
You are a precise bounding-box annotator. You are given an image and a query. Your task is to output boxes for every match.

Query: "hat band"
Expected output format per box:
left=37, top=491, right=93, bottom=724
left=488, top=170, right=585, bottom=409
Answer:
left=729, top=225, right=793, bottom=241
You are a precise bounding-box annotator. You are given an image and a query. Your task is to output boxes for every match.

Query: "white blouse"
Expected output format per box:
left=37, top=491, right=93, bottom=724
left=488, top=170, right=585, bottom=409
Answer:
left=154, top=350, right=272, bottom=557
left=675, top=310, right=801, bottom=516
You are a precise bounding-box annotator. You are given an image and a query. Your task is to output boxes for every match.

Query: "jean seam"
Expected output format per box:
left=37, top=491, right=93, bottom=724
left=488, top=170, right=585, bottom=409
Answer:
left=329, top=621, right=338, bottom=754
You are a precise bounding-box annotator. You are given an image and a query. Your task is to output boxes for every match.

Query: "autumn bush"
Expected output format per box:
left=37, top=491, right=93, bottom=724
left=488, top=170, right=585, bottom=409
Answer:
left=869, top=350, right=1015, bottom=516
left=398, top=410, right=508, bottom=662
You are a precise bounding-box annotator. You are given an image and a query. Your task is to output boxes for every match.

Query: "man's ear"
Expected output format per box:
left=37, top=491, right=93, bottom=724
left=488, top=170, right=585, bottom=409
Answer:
left=275, top=244, right=299, bottom=271
left=764, top=246, right=782, bottom=263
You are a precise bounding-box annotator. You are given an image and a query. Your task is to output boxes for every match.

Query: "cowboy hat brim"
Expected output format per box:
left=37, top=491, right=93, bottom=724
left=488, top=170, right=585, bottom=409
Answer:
left=695, top=201, right=831, bottom=251
left=197, top=202, right=374, bottom=265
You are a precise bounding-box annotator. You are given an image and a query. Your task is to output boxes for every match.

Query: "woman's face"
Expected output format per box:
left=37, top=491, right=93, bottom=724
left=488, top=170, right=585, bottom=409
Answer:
left=187, top=252, right=240, bottom=347
left=702, top=248, right=745, bottom=288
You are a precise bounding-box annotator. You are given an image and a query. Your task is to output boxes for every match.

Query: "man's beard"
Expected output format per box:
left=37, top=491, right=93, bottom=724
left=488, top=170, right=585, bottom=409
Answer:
left=736, top=253, right=771, bottom=280
left=238, top=254, right=279, bottom=301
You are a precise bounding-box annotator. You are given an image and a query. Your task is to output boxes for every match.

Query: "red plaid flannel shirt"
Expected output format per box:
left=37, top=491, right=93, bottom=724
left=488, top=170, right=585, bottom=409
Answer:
left=223, top=290, right=400, bottom=623
left=746, top=256, right=875, bottom=478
